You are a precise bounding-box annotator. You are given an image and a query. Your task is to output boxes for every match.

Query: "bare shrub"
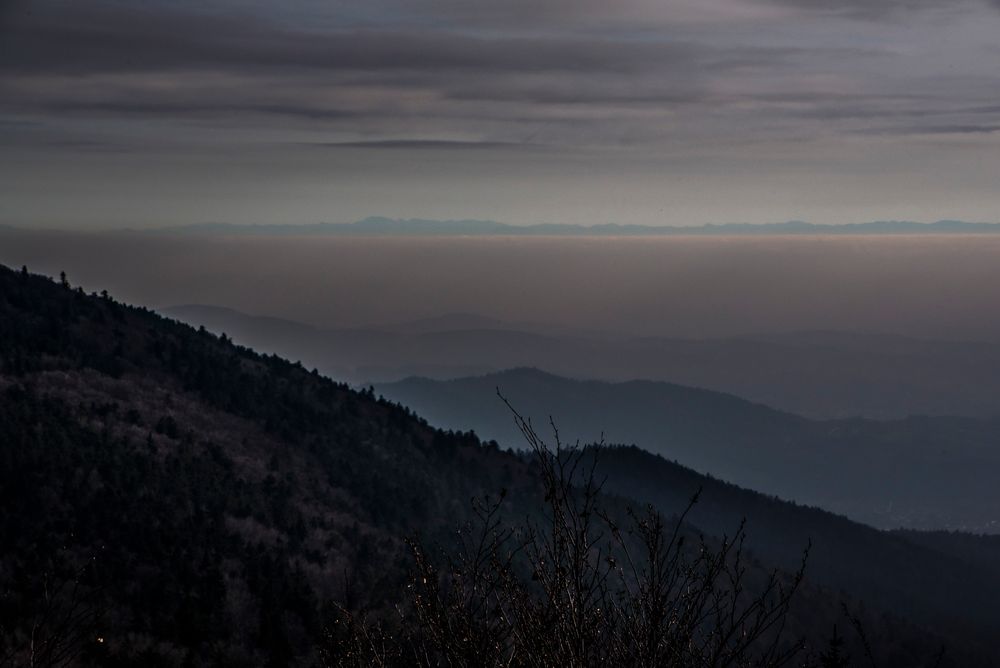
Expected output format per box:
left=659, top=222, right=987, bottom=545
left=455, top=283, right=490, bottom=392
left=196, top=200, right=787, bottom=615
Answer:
left=323, top=396, right=809, bottom=668
left=0, top=562, right=104, bottom=668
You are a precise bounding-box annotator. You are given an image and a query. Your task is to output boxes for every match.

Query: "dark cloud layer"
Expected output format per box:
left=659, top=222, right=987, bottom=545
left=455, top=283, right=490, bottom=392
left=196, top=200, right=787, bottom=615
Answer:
left=2, top=5, right=702, bottom=76
left=764, top=0, right=941, bottom=19
left=314, top=140, right=537, bottom=150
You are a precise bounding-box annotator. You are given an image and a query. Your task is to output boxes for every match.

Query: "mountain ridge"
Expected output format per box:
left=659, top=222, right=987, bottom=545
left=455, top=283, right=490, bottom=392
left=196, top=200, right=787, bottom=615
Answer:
left=141, top=217, right=1000, bottom=236
left=164, top=303, right=1000, bottom=420
left=376, top=368, right=1000, bottom=532
left=6, top=217, right=998, bottom=237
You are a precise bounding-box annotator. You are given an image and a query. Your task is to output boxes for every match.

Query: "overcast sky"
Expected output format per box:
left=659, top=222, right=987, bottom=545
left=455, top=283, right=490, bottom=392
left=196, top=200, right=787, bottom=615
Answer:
left=2, top=0, right=1000, bottom=227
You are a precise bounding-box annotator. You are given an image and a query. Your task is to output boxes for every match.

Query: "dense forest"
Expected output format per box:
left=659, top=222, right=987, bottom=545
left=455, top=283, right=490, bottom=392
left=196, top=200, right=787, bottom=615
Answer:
left=0, top=264, right=997, bottom=666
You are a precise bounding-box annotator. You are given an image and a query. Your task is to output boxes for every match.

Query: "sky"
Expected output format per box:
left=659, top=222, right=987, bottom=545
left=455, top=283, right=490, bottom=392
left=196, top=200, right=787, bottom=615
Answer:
left=5, top=229, right=1000, bottom=341
left=2, top=0, right=1000, bottom=228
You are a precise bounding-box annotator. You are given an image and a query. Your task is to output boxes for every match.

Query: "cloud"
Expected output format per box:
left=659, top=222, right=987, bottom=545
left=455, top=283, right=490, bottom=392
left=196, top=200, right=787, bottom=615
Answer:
left=4, top=0, right=1000, bottom=229
left=757, top=0, right=986, bottom=19
left=307, top=140, right=538, bottom=150
left=858, top=123, right=1000, bottom=135
left=0, top=1, right=842, bottom=144
left=1, top=4, right=704, bottom=77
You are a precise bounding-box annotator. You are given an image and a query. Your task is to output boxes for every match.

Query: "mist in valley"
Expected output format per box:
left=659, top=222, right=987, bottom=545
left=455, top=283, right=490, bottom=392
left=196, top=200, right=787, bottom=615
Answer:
left=5, top=227, right=1000, bottom=342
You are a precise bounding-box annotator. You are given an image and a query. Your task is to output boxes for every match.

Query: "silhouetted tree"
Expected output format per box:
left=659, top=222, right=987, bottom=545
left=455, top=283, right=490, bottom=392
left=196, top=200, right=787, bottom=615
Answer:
left=0, top=563, right=104, bottom=668
left=817, top=627, right=850, bottom=668
left=322, top=396, right=809, bottom=667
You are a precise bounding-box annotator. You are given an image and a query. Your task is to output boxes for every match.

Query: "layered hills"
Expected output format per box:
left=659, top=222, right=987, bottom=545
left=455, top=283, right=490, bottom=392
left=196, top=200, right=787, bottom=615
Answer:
left=1, top=264, right=999, bottom=665
left=377, top=369, right=1000, bottom=532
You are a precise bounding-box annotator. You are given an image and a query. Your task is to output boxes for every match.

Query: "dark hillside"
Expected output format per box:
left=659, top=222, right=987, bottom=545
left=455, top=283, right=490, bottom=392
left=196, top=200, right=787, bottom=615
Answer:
left=0, top=265, right=532, bottom=665
left=584, top=446, right=1000, bottom=650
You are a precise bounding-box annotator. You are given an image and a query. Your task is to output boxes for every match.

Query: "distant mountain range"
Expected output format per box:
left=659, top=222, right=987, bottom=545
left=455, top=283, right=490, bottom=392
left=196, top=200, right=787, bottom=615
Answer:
left=376, top=368, right=1000, bottom=533
left=147, top=217, right=1000, bottom=236
left=163, top=304, right=1000, bottom=419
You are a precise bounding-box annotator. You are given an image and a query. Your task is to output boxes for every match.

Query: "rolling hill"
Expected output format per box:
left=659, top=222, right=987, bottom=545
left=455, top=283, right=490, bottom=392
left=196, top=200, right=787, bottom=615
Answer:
left=164, top=304, right=1000, bottom=419
left=376, top=369, right=1000, bottom=532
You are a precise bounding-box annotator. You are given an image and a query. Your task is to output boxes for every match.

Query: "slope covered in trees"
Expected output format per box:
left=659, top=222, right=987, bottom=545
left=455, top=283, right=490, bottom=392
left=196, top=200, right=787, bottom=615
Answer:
left=0, top=264, right=527, bottom=665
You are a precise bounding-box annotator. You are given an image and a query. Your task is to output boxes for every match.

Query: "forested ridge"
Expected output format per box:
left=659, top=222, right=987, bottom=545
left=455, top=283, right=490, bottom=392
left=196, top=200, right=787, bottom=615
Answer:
left=0, top=264, right=526, bottom=665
